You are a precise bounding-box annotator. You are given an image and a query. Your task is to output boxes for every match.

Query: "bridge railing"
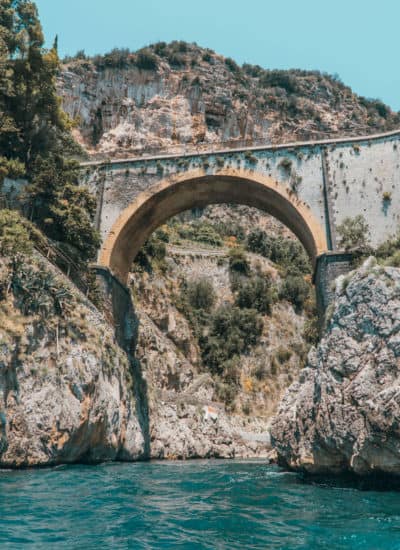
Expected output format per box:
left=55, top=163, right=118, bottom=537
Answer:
left=33, top=237, right=89, bottom=295
left=87, top=137, right=276, bottom=162
left=83, top=127, right=400, bottom=165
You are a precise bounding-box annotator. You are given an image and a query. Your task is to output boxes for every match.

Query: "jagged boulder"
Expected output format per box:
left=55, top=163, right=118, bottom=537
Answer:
left=271, top=258, right=400, bottom=476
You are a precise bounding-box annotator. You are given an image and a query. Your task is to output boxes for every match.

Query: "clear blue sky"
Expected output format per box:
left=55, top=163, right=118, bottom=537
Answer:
left=35, top=0, right=400, bottom=110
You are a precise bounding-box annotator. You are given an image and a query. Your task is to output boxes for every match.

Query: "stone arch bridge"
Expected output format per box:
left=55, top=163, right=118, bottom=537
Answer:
left=81, top=129, right=400, bottom=337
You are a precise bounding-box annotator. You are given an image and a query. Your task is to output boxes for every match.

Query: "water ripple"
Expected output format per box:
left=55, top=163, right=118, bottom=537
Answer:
left=0, top=460, right=400, bottom=549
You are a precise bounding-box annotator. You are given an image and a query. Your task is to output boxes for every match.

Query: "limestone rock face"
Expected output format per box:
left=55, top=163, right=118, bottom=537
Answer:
left=271, top=258, right=400, bottom=476
left=59, top=43, right=400, bottom=159
left=0, top=255, right=145, bottom=467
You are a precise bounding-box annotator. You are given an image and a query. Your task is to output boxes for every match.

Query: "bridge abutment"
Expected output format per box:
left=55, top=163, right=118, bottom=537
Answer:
left=314, top=251, right=354, bottom=320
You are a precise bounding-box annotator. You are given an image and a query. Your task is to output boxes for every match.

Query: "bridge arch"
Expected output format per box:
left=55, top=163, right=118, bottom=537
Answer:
left=98, top=168, right=328, bottom=284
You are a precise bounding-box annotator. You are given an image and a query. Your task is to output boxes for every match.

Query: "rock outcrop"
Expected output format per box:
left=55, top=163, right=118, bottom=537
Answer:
left=0, top=254, right=145, bottom=467
left=59, top=43, right=400, bottom=158
left=271, top=258, right=400, bottom=476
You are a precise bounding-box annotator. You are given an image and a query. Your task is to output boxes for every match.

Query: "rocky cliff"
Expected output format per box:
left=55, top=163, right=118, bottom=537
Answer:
left=0, top=252, right=145, bottom=467
left=2, top=42, right=397, bottom=467
left=271, top=258, right=400, bottom=476
left=59, top=42, right=400, bottom=158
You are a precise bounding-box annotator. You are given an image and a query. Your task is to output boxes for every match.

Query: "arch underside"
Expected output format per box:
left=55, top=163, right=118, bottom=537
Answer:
left=99, top=170, right=328, bottom=284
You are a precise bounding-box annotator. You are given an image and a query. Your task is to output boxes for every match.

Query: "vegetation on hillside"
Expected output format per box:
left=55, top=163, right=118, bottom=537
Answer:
left=131, top=215, right=317, bottom=409
left=0, top=1, right=99, bottom=272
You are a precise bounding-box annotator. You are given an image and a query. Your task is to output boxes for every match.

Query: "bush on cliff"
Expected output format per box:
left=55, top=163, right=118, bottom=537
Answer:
left=235, top=276, right=273, bottom=314
left=200, top=305, right=263, bottom=375
left=186, top=278, right=216, bottom=312
left=0, top=209, right=50, bottom=257
left=0, top=210, right=33, bottom=256
left=134, top=231, right=167, bottom=272
left=279, top=275, right=310, bottom=313
left=228, top=247, right=250, bottom=275
left=246, top=229, right=310, bottom=275
left=337, top=215, right=370, bottom=251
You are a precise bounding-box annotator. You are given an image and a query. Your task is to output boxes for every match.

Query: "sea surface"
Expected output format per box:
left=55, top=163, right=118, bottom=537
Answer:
left=1, top=460, right=400, bottom=549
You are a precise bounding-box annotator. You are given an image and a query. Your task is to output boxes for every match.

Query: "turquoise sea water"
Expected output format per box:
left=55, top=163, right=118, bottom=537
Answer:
left=1, top=460, right=400, bottom=549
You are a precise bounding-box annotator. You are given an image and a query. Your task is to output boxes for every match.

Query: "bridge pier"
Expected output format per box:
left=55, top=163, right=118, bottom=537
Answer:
left=93, top=266, right=138, bottom=353
left=314, top=251, right=354, bottom=321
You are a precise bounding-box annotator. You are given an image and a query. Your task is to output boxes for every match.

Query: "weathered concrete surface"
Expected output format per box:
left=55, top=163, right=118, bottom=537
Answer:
left=271, top=258, right=400, bottom=476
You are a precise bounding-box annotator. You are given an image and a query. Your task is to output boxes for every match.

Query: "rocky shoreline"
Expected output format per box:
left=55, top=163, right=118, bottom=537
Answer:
left=3, top=252, right=400, bottom=478
left=271, top=258, right=400, bottom=477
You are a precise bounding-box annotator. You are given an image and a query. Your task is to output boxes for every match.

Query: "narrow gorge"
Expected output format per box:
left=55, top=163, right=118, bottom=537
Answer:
left=2, top=36, right=400, bottom=477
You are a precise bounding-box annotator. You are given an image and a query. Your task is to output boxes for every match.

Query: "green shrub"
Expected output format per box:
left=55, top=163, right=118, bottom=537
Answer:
left=260, top=71, right=298, bottom=94
left=200, top=305, right=262, bottom=374
left=154, top=228, right=169, bottom=243
left=134, top=233, right=166, bottom=271
left=228, top=247, right=250, bottom=275
left=152, top=42, right=167, bottom=56
left=384, top=250, right=400, bottom=267
left=279, top=157, right=292, bottom=173
left=275, top=346, right=292, bottom=364
left=270, top=237, right=310, bottom=275
left=136, top=51, right=158, bottom=70
left=246, top=229, right=272, bottom=257
left=222, top=358, right=241, bottom=385
left=186, top=278, right=216, bottom=311
left=337, top=215, right=370, bottom=251
left=215, top=381, right=237, bottom=409
left=0, top=156, right=25, bottom=182
left=177, top=221, right=222, bottom=246
left=212, top=220, right=245, bottom=242
left=235, top=276, right=273, bottom=314
left=303, top=316, right=320, bottom=345
left=375, top=230, right=400, bottom=267
left=225, top=57, right=239, bottom=73
left=202, top=52, right=212, bottom=63
left=10, top=260, right=73, bottom=318
left=252, top=363, right=268, bottom=381
left=29, top=154, right=100, bottom=262
left=246, top=230, right=311, bottom=275
left=167, top=52, right=186, bottom=68
left=279, top=275, right=310, bottom=312
left=244, top=151, right=257, bottom=164
left=0, top=210, right=33, bottom=256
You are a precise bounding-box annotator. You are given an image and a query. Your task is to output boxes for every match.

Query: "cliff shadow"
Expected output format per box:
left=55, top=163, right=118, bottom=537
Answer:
left=95, top=267, right=151, bottom=459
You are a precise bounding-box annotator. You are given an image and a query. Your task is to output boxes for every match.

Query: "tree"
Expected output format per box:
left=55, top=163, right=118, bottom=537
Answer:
left=228, top=247, right=250, bottom=275
left=279, top=275, right=310, bottom=312
left=246, top=229, right=272, bottom=257
left=29, top=154, right=99, bottom=261
left=0, top=1, right=99, bottom=263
